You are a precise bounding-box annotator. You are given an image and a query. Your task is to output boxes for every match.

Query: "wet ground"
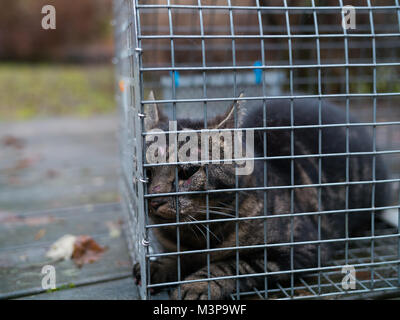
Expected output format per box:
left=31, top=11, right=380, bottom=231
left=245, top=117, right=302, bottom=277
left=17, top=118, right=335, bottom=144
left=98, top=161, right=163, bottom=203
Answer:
left=0, top=115, right=140, bottom=299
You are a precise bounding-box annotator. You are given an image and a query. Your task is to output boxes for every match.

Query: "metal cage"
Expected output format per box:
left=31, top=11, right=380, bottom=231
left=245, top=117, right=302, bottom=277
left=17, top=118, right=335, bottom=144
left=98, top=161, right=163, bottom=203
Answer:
left=114, top=0, right=400, bottom=300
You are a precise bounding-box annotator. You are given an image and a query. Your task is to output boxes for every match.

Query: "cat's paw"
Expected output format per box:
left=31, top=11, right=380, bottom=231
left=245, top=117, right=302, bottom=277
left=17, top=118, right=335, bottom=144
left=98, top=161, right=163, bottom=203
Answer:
left=132, top=262, right=142, bottom=286
left=133, top=259, right=177, bottom=293
left=171, top=281, right=223, bottom=300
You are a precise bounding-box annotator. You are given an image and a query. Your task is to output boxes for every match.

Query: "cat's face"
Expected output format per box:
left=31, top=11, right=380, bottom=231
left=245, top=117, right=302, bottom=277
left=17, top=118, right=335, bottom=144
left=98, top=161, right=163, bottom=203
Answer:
left=146, top=162, right=208, bottom=221
left=147, top=161, right=241, bottom=223
left=143, top=92, right=245, bottom=222
left=145, top=130, right=239, bottom=222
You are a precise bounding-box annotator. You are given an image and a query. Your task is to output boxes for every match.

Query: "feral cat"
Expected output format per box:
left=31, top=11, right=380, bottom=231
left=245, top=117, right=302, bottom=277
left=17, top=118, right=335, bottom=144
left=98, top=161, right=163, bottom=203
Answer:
left=133, top=93, right=390, bottom=299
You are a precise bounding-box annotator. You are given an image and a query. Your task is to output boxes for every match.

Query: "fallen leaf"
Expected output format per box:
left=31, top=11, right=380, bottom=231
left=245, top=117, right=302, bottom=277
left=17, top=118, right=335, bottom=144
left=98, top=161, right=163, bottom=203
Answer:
left=2, top=135, right=24, bottom=149
left=46, top=234, right=77, bottom=261
left=34, top=228, right=46, bottom=241
left=0, top=211, right=21, bottom=224
left=72, top=235, right=107, bottom=267
left=7, top=176, right=22, bottom=186
left=24, top=216, right=57, bottom=226
left=46, top=169, right=60, bottom=179
left=0, top=211, right=57, bottom=226
left=14, top=157, right=35, bottom=170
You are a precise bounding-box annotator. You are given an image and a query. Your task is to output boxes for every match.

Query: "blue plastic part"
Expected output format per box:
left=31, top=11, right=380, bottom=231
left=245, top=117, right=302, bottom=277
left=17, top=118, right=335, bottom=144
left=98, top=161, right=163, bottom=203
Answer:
left=254, top=61, right=262, bottom=85
left=170, top=71, right=180, bottom=88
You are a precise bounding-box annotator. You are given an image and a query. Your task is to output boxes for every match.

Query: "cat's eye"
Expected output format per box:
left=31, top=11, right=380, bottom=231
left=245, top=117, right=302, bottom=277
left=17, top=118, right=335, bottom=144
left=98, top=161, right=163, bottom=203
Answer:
left=178, top=166, right=199, bottom=180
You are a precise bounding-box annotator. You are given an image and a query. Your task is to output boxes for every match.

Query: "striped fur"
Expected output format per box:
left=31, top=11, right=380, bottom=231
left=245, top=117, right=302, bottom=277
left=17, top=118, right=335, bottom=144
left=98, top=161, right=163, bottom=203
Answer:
left=133, top=98, right=391, bottom=299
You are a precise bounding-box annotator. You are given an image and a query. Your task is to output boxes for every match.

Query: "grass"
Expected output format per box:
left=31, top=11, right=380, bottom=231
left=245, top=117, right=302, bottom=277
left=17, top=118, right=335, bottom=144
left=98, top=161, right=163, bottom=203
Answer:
left=0, top=63, right=116, bottom=121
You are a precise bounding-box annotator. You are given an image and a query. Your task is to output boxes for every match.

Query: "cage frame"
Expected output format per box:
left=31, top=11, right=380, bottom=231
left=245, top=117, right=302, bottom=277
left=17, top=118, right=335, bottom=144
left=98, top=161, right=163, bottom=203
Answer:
left=114, top=0, right=400, bottom=300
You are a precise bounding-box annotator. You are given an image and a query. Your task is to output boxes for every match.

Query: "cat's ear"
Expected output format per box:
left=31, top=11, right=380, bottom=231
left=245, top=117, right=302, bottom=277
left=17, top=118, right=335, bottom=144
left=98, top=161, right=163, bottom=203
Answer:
left=214, top=93, right=246, bottom=129
left=144, top=90, right=161, bottom=131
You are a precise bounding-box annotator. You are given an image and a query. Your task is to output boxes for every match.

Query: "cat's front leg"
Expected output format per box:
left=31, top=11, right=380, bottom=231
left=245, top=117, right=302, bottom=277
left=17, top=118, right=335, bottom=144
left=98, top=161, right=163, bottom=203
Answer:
left=133, top=256, right=178, bottom=292
left=170, top=273, right=231, bottom=300
left=170, top=259, right=260, bottom=300
left=133, top=254, right=202, bottom=293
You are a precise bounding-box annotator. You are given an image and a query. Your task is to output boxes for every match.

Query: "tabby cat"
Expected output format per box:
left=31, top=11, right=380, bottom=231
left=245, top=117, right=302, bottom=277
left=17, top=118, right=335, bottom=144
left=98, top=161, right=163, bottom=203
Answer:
left=133, top=93, right=390, bottom=299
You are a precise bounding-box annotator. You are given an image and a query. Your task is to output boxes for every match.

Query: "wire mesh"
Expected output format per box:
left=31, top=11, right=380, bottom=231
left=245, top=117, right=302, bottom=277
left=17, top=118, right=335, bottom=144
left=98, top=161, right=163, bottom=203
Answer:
left=115, top=0, right=400, bottom=300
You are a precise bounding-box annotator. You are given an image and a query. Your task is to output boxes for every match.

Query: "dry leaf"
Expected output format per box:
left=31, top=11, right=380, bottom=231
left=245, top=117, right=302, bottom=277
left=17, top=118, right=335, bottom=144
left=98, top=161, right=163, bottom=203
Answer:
left=2, top=135, right=24, bottom=149
left=46, top=234, right=77, bottom=261
left=7, top=176, right=21, bottom=186
left=34, top=228, right=46, bottom=240
left=24, top=216, right=57, bottom=226
left=0, top=211, right=57, bottom=226
left=14, top=158, right=35, bottom=170
left=0, top=211, right=21, bottom=224
left=46, top=169, right=60, bottom=179
left=45, top=234, right=107, bottom=267
left=72, top=235, right=107, bottom=267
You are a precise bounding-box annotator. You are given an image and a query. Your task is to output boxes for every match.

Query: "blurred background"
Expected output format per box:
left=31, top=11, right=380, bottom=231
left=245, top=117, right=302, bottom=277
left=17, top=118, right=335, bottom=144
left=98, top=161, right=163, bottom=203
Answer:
left=0, top=0, right=137, bottom=299
left=0, top=0, right=114, bottom=120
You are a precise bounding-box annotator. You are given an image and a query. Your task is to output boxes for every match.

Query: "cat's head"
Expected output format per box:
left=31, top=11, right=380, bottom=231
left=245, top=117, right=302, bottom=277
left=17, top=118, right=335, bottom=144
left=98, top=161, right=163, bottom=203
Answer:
left=143, top=91, right=247, bottom=222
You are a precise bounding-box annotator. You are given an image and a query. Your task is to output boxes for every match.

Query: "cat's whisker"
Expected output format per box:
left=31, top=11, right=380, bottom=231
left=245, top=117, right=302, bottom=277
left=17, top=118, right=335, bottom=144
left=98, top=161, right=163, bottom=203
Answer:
left=216, top=202, right=239, bottom=212
left=209, top=210, right=237, bottom=218
left=190, top=214, right=222, bottom=243
left=184, top=217, right=200, bottom=241
left=188, top=215, right=207, bottom=242
left=210, top=211, right=236, bottom=218
left=203, top=224, right=222, bottom=243
left=196, top=209, right=236, bottom=218
left=200, top=205, right=237, bottom=213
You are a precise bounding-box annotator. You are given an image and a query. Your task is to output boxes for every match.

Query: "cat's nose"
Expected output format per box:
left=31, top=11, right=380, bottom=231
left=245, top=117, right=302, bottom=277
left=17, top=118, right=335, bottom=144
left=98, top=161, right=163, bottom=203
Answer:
left=150, top=199, right=167, bottom=210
